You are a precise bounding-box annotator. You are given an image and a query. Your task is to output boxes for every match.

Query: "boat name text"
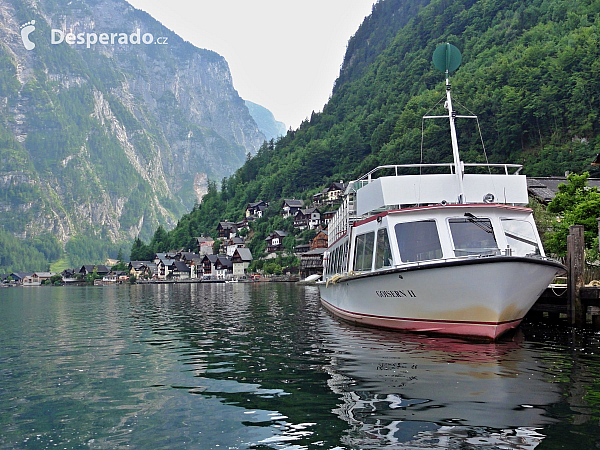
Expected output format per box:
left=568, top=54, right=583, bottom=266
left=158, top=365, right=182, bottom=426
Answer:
left=375, top=290, right=417, bottom=298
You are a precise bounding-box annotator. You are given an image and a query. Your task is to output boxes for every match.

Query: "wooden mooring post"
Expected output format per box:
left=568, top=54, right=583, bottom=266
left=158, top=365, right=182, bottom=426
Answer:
left=567, top=225, right=585, bottom=327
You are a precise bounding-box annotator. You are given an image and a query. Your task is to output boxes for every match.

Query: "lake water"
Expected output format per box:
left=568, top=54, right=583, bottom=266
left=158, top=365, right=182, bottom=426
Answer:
left=1, top=283, right=600, bottom=449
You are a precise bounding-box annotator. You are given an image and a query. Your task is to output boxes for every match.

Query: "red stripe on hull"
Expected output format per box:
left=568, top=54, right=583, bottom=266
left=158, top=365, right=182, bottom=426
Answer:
left=320, top=298, right=522, bottom=340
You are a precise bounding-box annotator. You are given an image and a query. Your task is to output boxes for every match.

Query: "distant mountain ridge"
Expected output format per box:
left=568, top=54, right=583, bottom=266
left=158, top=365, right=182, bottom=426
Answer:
left=245, top=100, right=286, bottom=142
left=0, top=0, right=265, bottom=269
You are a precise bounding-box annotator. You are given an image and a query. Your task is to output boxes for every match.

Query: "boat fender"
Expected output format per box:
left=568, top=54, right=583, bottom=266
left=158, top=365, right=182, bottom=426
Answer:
left=440, top=200, right=448, bottom=206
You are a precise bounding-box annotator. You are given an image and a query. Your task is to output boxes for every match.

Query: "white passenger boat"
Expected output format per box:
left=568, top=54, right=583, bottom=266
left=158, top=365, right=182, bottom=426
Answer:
left=317, top=44, right=565, bottom=340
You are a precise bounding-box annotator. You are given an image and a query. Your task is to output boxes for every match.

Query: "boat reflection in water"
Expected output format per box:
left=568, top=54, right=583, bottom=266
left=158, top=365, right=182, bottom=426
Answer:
left=318, top=311, right=561, bottom=448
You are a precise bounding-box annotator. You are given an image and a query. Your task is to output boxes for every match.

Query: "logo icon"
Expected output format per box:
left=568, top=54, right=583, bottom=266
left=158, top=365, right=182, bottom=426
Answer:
left=20, top=20, right=36, bottom=50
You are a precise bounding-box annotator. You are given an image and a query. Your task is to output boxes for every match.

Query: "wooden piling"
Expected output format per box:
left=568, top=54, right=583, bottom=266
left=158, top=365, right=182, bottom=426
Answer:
left=567, top=225, right=585, bottom=327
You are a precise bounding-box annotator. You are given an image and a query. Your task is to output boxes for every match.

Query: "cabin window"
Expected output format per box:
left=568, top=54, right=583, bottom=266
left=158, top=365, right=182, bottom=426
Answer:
left=449, top=217, right=498, bottom=256
left=375, top=228, right=393, bottom=269
left=354, top=232, right=375, bottom=271
left=501, top=219, right=540, bottom=256
left=395, top=220, right=442, bottom=262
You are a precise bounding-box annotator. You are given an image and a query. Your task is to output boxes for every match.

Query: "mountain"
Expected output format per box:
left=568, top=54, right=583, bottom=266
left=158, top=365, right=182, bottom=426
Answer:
left=0, top=0, right=265, bottom=270
left=154, top=0, right=600, bottom=256
left=245, top=100, right=286, bottom=141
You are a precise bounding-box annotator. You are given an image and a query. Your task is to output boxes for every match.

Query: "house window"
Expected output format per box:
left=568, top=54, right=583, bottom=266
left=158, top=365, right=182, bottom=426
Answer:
left=449, top=217, right=498, bottom=257
left=375, top=228, right=393, bottom=269
left=501, top=218, right=539, bottom=256
left=353, top=231, right=375, bottom=272
left=395, top=220, right=442, bottom=262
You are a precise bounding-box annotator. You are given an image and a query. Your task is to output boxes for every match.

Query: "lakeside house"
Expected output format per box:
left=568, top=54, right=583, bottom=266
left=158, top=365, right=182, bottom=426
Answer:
left=196, top=235, right=215, bottom=255
left=299, top=230, right=329, bottom=279
left=79, top=265, right=110, bottom=277
left=23, top=272, right=56, bottom=286
left=232, top=248, right=253, bottom=277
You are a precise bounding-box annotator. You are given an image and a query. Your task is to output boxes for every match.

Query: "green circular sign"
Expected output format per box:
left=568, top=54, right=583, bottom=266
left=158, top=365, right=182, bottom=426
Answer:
left=432, top=43, right=462, bottom=73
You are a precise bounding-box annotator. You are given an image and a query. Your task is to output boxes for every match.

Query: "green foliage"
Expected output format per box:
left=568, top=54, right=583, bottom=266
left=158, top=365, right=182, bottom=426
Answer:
left=545, top=173, right=600, bottom=256
left=130, top=236, right=155, bottom=261
left=65, top=235, right=127, bottom=268
left=0, top=228, right=50, bottom=273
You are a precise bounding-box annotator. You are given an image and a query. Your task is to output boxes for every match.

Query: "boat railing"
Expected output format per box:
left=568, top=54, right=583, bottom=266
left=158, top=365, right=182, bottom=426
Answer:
left=351, top=162, right=523, bottom=187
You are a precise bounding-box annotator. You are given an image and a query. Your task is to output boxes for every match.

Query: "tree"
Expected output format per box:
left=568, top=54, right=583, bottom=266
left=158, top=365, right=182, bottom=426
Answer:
left=545, top=172, right=600, bottom=256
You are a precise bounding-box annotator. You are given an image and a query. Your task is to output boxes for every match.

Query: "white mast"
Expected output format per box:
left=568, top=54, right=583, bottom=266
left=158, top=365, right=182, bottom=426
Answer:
left=445, top=74, right=465, bottom=204
left=433, top=43, right=465, bottom=204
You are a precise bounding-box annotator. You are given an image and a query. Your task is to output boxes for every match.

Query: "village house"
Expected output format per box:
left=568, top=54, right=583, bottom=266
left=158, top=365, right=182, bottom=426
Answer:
left=23, top=272, right=57, bottom=286
left=8, top=272, right=32, bottom=285
left=196, top=235, right=215, bottom=256
left=299, top=230, right=330, bottom=279
left=217, top=221, right=237, bottom=239
left=171, top=261, right=191, bottom=280
left=61, top=268, right=78, bottom=283
left=226, top=236, right=245, bottom=256
left=102, top=271, right=129, bottom=284
left=246, top=201, right=269, bottom=218
left=320, top=210, right=336, bottom=227
left=294, top=243, right=310, bottom=254
left=232, top=248, right=253, bottom=277
left=293, top=207, right=321, bottom=230
left=79, top=265, right=110, bottom=277
left=313, top=181, right=347, bottom=206
left=201, top=254, right=219, bottom=278
left=214, top=255, right=233, bottom=279
left=265, top=230, right=288, bottom=253
left=311, top=230, right=329, bottom=250
left=527, top=176, right=600, bottom=205
left=300, top=248, right=326, bottom=279
left=129, top=261, right=153, bottom=279
left=282, top=199, right=304, bottom=218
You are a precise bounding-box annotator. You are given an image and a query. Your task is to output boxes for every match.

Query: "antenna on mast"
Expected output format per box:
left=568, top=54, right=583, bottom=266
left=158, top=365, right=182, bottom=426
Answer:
left=432, top=43, right=464, bottom=203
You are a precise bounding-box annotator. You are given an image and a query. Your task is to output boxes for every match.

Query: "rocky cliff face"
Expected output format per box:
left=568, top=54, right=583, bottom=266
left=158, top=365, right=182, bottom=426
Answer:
left=0, top=0, right=264, bottom=246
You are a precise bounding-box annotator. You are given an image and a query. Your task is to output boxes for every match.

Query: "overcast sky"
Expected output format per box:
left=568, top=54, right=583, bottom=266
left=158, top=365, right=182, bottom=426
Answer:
left=126, top=0, right=377, bottom=130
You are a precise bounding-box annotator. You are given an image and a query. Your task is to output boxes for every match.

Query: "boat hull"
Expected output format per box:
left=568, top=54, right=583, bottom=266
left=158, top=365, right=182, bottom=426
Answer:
left=318, top=257, right=564, bottom=340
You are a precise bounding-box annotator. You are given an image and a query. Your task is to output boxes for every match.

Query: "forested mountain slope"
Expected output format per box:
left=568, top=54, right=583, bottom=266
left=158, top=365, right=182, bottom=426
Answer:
left=153, top=0, right=600, bottom=256
left=0, top=0, right=264, bottom=270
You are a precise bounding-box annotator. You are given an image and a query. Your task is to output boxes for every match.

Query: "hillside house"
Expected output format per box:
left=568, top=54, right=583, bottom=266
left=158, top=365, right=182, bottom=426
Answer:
left=246, top=201, right=269, bottom=218
left=313, top=181, right=347, bottom=206
left=311, top=230, right=328, bottom=250
left=321, top=210, right=336, bottom=227
left=196, top=235, right=215, bottom=255
left=265, top=230, right=288, bottom=253
left=282, top=199, right=304, bottom=218
left=226, top=236, right=246, bottom=256
left=232, top=248, right=253, bottom=277
left=217, top=222, right=237, bottom=239
left=293, top=207, right=321, bottom=230
left=527, top=176, right=600, bottom=205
